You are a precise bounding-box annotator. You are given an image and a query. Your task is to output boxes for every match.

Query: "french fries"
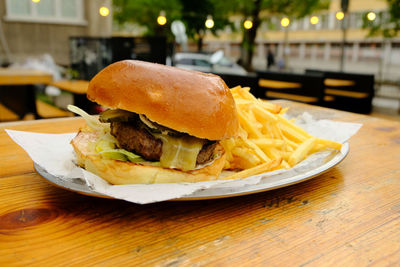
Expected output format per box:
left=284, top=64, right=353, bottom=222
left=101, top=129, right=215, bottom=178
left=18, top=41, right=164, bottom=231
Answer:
left=221, top=86, right=342, bottom=176
left=223, top=159, right=282, bottom=180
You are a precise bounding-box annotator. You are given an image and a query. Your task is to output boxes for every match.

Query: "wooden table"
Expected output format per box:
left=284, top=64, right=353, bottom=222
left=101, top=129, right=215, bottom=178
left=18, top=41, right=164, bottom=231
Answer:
left=50, top=80, right=96, bottom=114
left=0, top=68, right=52, bottom=86
left=1, top=101, right=400, bottom=265
left=0, top=68, right=53, bottom=120
left=50, top=80, right=89, bottom=95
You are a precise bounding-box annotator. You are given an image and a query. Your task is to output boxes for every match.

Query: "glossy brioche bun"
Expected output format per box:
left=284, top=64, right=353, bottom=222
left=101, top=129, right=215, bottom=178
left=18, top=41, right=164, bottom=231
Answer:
left=71, top=129, right=227, bottom=185
left=87, top=60, right=239, bottom=141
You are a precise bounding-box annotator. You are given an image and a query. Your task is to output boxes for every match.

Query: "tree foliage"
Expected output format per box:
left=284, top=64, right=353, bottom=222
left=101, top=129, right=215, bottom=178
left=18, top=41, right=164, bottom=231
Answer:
left=363, top=0, right=400, bottom=38
left=113, top=0, right=233, bottom=50
left=113, top=0, right=329, bottom=69
left=231, top=0, right=330, bottom=70
left=180, top=0, right=233, bottom=51
left=113, top=0, right=181, bottom=37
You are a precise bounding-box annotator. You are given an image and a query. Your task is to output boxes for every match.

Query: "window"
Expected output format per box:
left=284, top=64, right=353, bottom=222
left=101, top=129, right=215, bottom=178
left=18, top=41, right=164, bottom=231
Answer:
left=217, top=57, right=233, bottom=67
left=320, top=14, right=329, bottom=29
left=194, top=59, right=211, bottom=67
left=176, top=58, right=194, bottom=65
left=5, top=0, right=85, bottom=25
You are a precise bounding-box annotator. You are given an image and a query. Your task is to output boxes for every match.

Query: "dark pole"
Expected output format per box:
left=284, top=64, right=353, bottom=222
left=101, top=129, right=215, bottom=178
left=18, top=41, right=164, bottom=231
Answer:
left=284, top=27, right=289, bottom=69
left=339, top=0, right=349, bottom=71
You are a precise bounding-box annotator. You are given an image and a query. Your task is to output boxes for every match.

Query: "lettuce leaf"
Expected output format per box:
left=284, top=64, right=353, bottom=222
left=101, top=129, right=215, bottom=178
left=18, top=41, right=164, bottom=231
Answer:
left=99, top=149, right=144, bottom=163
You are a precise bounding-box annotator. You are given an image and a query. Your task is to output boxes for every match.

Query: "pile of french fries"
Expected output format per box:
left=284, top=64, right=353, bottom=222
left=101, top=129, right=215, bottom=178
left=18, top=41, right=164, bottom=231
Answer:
left=221, top=86, right=342, bottom=179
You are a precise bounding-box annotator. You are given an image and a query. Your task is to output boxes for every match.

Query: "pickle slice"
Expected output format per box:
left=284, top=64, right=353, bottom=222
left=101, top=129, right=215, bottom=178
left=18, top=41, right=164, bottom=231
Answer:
left=99, top=109, right=137, bottom=123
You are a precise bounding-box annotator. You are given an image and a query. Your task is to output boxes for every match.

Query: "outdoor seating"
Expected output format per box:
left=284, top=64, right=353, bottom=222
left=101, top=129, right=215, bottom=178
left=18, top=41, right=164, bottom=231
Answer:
left=2, top=0, right=400, bottom=265
left=255, top=70, right=325, bottom=105
left=214, top=72, right=259, bottom=96
left=306, top=69, right=375, bottom=114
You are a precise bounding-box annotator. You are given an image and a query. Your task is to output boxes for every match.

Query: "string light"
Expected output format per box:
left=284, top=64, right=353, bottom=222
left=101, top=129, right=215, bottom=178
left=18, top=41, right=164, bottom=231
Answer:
left=310, top=16, right=319, bottom=25
left=367, top=12, right=376, bottom=21
left=336, top=11, right=344, bottom=20
left=281, top=17, right=290, bottom=28
left=243, top=19, right=253, bottom=30
left=157, top=11, right=167, bottom=25
left=205, top=15, right=214, bottom=29
left=99, top=6, right=110, bottom=17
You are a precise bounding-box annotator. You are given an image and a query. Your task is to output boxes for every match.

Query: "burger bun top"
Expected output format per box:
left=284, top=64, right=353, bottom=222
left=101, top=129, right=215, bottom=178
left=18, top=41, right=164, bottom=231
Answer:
left=87, top=60, right=239, bottom=140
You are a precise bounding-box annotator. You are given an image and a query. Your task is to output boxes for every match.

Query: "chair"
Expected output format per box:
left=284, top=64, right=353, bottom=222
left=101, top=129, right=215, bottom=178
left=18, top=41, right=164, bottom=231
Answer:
left=255, top=71, right=325, bottom=105
left=306, top=69, right=374, bottom=114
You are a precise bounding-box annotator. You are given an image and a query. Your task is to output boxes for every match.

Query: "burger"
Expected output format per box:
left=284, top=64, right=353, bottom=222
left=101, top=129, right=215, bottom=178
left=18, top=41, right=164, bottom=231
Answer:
left=70, top=60, right=239, bottom=184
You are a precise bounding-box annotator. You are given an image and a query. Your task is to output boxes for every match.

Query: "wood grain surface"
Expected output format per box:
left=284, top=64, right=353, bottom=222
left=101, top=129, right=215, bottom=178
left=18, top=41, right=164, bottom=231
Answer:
left=0, top=68, right=52, bottom=85
left=1, top=101, right=400, bottom=266
left=51, top=80, right=89, bottom=95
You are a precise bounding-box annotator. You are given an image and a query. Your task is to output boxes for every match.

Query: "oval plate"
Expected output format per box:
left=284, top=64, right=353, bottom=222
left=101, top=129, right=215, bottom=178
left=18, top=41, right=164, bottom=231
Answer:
left=34, top=142, right=349, bottom=201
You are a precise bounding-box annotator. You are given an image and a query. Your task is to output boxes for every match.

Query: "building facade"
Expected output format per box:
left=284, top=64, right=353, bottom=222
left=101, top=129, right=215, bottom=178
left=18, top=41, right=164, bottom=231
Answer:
left=0, top=0, right=112, bottom=66
left=204, top=0, right=400, bottom=81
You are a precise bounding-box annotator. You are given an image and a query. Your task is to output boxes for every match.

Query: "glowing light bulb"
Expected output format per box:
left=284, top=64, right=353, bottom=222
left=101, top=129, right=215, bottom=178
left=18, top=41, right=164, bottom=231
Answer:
left=99, top=7, right=110, bottom=17
left=157, top=11, right=167, bottom=25
left=32, top=0, right=41, bottom=3
left=244, top=19, right=253, bottom=30
left=336, top=11, right=344, bottom=20
left=367, top=12, right=376, bottom=21
left=281, top=17, right=290, bottom=28
left=205, top=15, right=214, bottom=29
left=310, top=16, right=319, bottom=25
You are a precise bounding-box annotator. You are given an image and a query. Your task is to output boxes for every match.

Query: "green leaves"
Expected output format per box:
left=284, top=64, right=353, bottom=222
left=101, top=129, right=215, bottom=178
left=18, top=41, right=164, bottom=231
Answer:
left=363, top=0, right=400, bottom=38
left=113, top=0, right=182, bottom=36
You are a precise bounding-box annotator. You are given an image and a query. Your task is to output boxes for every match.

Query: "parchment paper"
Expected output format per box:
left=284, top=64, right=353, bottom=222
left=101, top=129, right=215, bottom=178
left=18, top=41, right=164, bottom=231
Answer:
left=6, top=112, right=361, bottom=204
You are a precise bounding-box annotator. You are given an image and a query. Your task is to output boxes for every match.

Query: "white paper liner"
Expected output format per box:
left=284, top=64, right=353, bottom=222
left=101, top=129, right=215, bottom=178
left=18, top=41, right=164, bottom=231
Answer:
left=5, top=112, right=362, bottom=204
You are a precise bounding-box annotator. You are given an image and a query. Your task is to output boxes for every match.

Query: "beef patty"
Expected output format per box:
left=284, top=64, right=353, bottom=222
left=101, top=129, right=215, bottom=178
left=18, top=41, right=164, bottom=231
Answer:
left=110, top=121, right=217, bottom=165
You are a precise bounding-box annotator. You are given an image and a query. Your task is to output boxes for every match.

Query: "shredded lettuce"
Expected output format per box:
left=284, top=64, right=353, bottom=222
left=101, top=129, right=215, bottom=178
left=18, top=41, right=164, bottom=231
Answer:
left=68, top=104, right=145, bottom=163
left=67, top=104, right=107, bottom=132
left=95, top=139, right=115, bottom=152
left=99, top=149, right=128, bottom=161
left=95, top=137, right=143, bottom=163
left=99, top=149, right=144, bottom=163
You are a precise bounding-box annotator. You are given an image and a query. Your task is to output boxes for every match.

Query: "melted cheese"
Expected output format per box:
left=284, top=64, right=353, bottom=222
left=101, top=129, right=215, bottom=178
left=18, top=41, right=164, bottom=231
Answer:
left=155, top=134, right=204, bottom=171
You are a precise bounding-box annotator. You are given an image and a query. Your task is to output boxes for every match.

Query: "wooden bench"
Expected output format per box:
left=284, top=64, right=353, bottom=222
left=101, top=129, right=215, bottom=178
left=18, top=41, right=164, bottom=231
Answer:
left=0, top=100, right=73, bottom=122
left=50, top=80, right=89, bottom=95
left=50, top=80, right=98, bottom=113
left=36, top=100, right=74, bottom=118
left=306, top=69, right=374, bottom=114
left=214, top=72, right=259, bottom=96
left=255, top=71, right=325, bottom=105
left=0, top=103, right=19, bottom=121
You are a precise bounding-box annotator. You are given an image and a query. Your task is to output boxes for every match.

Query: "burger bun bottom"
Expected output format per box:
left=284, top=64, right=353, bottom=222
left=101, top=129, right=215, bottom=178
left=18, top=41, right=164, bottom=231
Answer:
left=71, top=129, right=227, bottom=185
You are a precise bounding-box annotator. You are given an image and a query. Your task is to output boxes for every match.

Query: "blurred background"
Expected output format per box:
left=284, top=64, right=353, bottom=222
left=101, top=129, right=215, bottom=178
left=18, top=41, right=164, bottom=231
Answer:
left=0, top=0, right=399, bottom=121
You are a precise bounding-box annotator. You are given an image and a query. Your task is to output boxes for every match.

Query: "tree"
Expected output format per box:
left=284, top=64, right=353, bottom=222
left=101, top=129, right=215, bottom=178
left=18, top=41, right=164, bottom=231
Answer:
left=180, top=0, right=233, bottom=51
left=113, top=0, right=234, bottom=51
left=363, top=0, right=400, bottom=38
left=232, top=0, right=329, bottom=70
left=361, top=0, right=400, bottom=84
left=113, top=0, right=182, bottom=38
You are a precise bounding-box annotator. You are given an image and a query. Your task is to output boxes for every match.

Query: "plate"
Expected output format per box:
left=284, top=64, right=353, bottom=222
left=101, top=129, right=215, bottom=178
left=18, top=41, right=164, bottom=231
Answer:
left=34, top=142, right=349, bottom=201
